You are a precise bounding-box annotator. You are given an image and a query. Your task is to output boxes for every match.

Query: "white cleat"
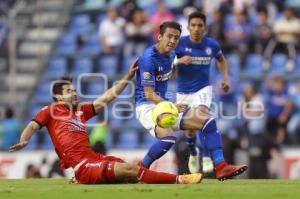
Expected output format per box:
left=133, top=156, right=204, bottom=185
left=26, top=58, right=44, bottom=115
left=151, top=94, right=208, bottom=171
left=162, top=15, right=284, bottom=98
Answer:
left=202, top=157, right=214, bottom=173
left=188, top=148, right=200, bottom=174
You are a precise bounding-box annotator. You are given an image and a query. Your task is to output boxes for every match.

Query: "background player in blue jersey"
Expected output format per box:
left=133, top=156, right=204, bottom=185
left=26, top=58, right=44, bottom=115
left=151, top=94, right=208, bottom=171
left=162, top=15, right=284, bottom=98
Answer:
left=174, top=11, right=234, bottom=175
left=135, top=21, right=247, bottom=181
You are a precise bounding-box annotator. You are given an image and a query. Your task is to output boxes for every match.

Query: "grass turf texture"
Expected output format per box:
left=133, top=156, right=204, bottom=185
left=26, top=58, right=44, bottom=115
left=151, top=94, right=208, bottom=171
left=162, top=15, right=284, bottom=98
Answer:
left=0, top=179, right=299, bottom=199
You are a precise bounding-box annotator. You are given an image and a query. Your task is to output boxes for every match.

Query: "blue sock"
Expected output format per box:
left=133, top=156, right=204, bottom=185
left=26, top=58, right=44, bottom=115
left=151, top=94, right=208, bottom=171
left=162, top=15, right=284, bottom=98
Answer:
left=201, top=118, right=225, bottom=166
left=142, top=136, right=176, bottom=168
left=185, top=136, right=197, bottom=156
left=198, top=131, right=210, bottom=158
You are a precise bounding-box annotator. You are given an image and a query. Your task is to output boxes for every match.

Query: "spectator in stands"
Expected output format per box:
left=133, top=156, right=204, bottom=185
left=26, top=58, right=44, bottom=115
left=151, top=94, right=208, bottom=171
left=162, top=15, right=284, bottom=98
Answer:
left=177, top=6, right=197, bottom=36
left=0, top=107, right=21, bottom=151
left=0, top=20, right=9, bottom=60
left=25, top=163, right=41, bottom=178
left=287, top=79, right=300, bottom=144
left=224, top=10, right=252, bottom=67
left=265, top=75, right=293, bottom=144
left=124, top=9, right=152, bottom=58
left=207, top=9, right=227, bottom=52
left=214, top=77, right=240, bottom=165
left=117, top=0, right=138, bottom=21
left=251, top=10, right=273, bottom=54
left=240, top=83, right=276, bottom=179
left=149, top=0, right=175, bottom=41
left=98, top=7, right=125, bottom=63
left=263, top=7, right=300, bottom=72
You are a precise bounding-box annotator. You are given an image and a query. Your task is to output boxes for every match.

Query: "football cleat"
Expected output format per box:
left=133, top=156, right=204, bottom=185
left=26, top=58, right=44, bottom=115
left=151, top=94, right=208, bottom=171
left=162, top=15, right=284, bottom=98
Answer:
left=178, top=173, right=203, bottom=184
left=215, top=162, right=248, bottom=181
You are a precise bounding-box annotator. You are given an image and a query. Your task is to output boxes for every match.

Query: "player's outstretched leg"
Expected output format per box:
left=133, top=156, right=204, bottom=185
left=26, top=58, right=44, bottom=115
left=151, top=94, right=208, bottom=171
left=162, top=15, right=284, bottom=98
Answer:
left=140, top=135, right=176, bottom=168
left=200, top=118, right=248, bottom=181
left=198, top=131, right=214, bottom=174
left=114, top=162, right=203, bottom=184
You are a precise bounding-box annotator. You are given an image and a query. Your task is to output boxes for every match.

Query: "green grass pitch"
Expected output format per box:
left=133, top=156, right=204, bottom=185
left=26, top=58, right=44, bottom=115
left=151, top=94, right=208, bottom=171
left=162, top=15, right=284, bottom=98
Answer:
left=0, top=179, right=299, bottom=199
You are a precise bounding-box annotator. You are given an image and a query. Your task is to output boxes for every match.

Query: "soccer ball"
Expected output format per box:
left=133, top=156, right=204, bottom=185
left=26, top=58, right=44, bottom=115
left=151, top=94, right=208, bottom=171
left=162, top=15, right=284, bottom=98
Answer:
left=151, top=101, right=179, bottom=128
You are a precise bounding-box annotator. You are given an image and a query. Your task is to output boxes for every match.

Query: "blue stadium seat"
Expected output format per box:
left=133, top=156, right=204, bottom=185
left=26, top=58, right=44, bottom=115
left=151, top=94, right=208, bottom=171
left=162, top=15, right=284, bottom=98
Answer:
left=97, top=56, right=118, bottom=78
left=87, top=82, right=105, bottom=96
left=226, top=54, right=240, bottom=79
left=54, top=32, right=77, bottom=55
left=121, top=56, right=135, bottom=74
left=47, top=57, right=67, bottom=78
left=27, top=104, right=44, bottom=119
left=79, top=32, right=101, bottom=55
left=141, top=132, right=155, bottom=148
left=72, top=57, right=93, bottom=77
left=270, top=53, right=287, bottom=75
left=42, top=134, right=53, bottom=150
left=116, top=129, right=139, bottom=149
left=34, top=80, right=53, bottom=104
left=243, top=54, right=264, bottom=78
left=71, top=14, right=91, bottom=34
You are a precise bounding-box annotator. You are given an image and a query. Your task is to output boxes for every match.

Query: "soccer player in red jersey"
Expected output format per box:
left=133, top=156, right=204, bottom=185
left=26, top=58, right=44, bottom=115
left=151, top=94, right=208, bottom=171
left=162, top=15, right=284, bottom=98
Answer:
left=10, top=61, right=202, bottom=184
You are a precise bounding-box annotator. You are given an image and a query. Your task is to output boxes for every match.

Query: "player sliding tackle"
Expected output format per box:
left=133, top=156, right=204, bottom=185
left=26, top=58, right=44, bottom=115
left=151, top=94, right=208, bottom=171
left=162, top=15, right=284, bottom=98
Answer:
left=10, top=62, right=202, bottom=184
left=135, top=21, right=247, bottom=181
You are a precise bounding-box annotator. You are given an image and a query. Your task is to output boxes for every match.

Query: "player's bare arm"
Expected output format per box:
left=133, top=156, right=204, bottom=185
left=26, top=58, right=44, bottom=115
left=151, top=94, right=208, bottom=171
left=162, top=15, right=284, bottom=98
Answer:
left=93, top=61, right=138, bottom=113
left=144, top=86, right=165, bottom=104
left=176, top=55, right=193, bottom=65
left=216, top=54, right=230, bottom=92
left=9, top=121, right=40, bottom=152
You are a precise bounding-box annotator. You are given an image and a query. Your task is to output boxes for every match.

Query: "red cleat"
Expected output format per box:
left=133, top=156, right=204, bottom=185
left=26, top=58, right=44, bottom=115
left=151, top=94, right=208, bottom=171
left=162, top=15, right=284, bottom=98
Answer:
left=214, top=162, right=248, bottom=181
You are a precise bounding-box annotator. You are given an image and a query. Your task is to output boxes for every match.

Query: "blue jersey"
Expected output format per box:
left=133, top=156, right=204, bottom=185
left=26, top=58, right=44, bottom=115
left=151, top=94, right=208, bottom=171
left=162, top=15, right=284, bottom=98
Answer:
left=135, top=45, right=175, bottom=104
left=175, top=36, right=223, bottom=93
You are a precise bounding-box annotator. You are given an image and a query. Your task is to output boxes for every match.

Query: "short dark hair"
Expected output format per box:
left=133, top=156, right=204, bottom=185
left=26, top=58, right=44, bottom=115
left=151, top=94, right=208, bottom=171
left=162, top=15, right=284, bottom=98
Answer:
left=52, top=76, right=73, bottom=101
left=159, top=21, right=182, bottom=35
left=188, top=11, right=206, bottom=24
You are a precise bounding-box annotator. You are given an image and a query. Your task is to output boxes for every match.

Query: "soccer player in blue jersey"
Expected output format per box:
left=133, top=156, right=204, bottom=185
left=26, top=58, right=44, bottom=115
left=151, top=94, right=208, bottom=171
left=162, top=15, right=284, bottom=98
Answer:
left=135, top=21, right=247, bottom=181
left=174, top=11, right=243, bottom=177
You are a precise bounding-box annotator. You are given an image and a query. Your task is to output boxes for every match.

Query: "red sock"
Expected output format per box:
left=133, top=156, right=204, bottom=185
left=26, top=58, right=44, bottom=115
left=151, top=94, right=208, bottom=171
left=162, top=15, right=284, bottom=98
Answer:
left=137, top=167, right=177, bottom=184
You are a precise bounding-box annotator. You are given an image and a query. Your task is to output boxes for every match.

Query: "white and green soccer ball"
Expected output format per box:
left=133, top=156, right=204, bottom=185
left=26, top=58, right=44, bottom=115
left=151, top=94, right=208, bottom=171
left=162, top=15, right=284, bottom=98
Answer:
left=151, top=101, right=179, bottom=128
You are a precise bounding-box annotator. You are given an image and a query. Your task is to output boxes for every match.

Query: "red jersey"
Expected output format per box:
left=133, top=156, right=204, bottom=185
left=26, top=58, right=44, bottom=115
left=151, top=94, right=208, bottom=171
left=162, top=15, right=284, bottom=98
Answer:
left=33, top=103, right=101, bottom=169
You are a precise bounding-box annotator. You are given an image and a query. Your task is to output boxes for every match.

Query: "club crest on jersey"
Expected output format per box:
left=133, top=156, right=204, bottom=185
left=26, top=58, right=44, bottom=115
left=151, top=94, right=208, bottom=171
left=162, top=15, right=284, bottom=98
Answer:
left=205, top=47, right=212, bottom=55
left=143, top=72, right=151, bottom=79
left=75, top=111, right=83, bottom=117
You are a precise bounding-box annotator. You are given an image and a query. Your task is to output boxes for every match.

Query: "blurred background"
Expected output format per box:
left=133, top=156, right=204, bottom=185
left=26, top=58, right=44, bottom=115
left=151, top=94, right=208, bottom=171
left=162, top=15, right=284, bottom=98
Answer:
left=1, top=0, right=300, bottom=180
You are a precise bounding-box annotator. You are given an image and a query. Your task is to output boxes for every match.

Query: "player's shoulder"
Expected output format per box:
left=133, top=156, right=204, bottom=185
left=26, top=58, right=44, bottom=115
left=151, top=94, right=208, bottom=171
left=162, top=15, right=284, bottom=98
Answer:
left=179, top=35, right=189, bottom=44
left=203, top=36, right=220, bottom=47
left=138, top=45, right=157, bottom=63
left=41, top=105, right=50, bottom=111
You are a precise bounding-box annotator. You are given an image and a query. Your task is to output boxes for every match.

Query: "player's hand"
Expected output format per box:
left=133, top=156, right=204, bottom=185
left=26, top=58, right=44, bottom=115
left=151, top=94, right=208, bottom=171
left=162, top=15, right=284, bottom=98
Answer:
left=9, top=141, right=28, bottom=152
left=175, top=103, right=189, bottom=113
left=221, top=78, right=230, bottom=93
left=177, top=56, right=192, bottom=65
left=127, top=60, right=138, bottom=79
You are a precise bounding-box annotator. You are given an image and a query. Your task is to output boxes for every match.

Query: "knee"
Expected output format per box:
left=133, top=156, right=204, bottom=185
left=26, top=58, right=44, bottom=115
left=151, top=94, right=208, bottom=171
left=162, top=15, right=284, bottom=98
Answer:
left=122, top=163, right=139, bottom=177
left=185, top=130, right=196, bottom=137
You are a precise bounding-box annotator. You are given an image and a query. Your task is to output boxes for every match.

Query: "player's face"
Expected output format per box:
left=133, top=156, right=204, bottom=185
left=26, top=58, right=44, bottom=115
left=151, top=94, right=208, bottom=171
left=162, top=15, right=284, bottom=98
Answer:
left=61, top=84, right=78, bottom=106
left=188, top=18, right=206, bottom=42
left=158, top=27, right=180, bottom=53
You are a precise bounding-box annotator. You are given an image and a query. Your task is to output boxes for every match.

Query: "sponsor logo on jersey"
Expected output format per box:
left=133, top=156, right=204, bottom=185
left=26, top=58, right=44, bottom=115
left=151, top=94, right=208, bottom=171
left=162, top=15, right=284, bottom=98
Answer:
left=191, top=57, right=211, bottom=65
left=75, top=111, right=83, bottom=117
left=143, top=72, right=151, bottom=79
left=156, top=71, right=172, bottom=81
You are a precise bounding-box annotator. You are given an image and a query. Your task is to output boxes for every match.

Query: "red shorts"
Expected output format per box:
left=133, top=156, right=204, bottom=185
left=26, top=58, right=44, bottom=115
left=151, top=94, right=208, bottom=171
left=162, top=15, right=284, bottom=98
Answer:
left=74, top=155, right=125, bottom=184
